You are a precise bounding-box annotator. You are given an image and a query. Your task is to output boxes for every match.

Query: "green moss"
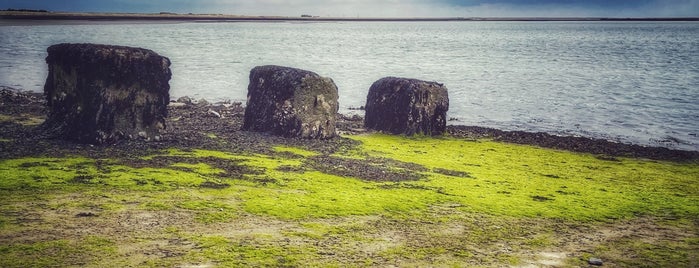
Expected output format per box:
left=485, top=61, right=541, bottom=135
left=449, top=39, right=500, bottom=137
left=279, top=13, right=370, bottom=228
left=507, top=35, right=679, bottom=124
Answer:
left=2, top=135, right=697, bottom=222
left=177, top=199, right=238, bottom=223
left=242, top=171, right=445, bottom=219
left=0, top=114, right=45, bottom=126
left=594, top=238, right=697, bottom=267
left=171, top=162, right=225, bottom=176
left=523, top=233, right=555, bottom=247
left=142, top=201, right=174, bottom=210
left=346, top=134, right=699, bottom=221
left=190, top=235, right=316, bottom=267
left=0, top=236, right=116, bottom=268
left=273, top=145, right=319, bottom=158
left=0, top=133, right=697, bottom=267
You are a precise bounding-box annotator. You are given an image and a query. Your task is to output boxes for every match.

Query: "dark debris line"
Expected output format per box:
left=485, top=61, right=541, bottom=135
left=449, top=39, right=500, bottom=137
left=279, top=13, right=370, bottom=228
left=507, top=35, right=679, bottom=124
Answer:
left=1, top=87, right=698, bottom=162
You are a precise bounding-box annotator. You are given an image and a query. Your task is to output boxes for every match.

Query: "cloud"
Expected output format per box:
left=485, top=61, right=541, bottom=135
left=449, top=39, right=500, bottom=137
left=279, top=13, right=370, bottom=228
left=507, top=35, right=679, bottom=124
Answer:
left=199, top=0, right=699, bottom=17
left=437, top=0, right=699, bottom=17
left=641, top=0, right=699, bottom=17
left=201, top=0, right=445, bottom=17
left=1, top=0, right=697, bottom=17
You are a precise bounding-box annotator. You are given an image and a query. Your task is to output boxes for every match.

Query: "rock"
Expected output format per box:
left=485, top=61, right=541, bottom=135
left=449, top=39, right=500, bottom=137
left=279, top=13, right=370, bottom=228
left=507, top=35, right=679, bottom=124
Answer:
left=588, top=258, right=603, bottom=266
left=207, top=109, right=222, bottom=118
left=176, top=96, right=193, bottom=104
left=364, top=77, right=449, bottom=136
left=75, top=212, right=98, bottom=217
left=195, top=98, right=209, bottom=107
left=242, top=65, right=339, bottom=139
left=42, top=43, right=171, bottom=145
left=1, top=87, right=42, bottom=105
left=168, top=101, right=187, bottom=108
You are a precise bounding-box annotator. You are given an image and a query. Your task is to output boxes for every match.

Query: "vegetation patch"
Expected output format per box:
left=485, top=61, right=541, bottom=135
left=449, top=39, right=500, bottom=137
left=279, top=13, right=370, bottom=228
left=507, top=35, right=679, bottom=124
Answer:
left=0, top=114, right=45, bottom=126
left=124, top=155, right=264, bottom=179
left=0, top=133, right=697, bottom=267
left=349, top=134, right=699, bottom=221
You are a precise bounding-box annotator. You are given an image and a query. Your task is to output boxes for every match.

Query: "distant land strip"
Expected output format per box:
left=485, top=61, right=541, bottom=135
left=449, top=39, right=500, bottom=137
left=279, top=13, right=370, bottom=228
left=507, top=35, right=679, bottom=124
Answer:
left=1, top=11, right=698, bottom=22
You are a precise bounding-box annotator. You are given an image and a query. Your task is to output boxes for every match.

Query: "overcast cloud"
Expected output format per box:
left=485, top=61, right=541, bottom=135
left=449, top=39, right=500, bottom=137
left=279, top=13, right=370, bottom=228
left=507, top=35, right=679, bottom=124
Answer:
left=1, top=0, right=698, bottom=17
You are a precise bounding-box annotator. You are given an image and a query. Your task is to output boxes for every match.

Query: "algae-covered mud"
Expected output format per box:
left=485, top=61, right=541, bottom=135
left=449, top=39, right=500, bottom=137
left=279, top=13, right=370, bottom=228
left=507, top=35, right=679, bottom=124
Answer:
left=1, top=88, right=698, bottom=267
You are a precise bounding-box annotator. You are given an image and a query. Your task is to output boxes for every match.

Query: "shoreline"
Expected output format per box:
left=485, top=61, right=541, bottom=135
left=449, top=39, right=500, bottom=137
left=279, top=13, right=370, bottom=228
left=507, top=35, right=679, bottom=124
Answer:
left=1, top=87, right=697, bottom=162
left=1, top=87, right=698, bottom=266
left=2, top=11, right=698, bottom=23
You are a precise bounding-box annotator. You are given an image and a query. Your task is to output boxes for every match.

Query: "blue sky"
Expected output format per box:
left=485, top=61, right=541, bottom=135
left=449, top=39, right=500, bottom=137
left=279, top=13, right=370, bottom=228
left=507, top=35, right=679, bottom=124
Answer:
left=1, top=0, right=698, bottom=17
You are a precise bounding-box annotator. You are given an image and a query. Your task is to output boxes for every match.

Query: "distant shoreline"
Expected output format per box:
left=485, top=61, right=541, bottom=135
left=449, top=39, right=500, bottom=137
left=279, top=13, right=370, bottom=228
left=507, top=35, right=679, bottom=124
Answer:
left=2, top=11, right=698, bottom=22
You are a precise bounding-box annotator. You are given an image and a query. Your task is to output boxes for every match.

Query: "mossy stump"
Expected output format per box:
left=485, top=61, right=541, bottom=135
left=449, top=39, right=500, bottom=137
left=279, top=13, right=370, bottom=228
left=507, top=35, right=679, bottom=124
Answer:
left=43, top=43, right=171, bottom=144
left=242, top=65, right=339, bottom=139
left=364, top=77, right=449, bottom=136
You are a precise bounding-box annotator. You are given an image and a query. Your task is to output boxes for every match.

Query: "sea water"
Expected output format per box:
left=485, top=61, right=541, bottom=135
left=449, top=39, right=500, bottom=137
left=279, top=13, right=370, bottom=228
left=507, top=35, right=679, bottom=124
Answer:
left=1, top=21, right=697, bottom=150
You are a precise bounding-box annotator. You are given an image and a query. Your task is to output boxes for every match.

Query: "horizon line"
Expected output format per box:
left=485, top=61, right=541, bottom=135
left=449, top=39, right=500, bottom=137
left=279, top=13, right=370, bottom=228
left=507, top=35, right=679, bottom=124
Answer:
left=1, top=10, right=698, bottom=22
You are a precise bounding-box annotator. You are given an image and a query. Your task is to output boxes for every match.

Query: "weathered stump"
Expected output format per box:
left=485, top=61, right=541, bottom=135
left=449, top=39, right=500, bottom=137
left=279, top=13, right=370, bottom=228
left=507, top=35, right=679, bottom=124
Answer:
left=43, top=43, right=171, bottom=144
left=242, top=65, right=338, bottom=139
left=364, top=77, right=449, bottom=136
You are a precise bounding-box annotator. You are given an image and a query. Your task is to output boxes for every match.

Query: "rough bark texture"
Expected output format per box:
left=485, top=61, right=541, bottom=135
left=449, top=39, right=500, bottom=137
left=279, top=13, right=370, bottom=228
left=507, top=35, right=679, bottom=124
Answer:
left=364, top=77, right=449, bottom=136
left=242, top=65, right=339, bottom=139
left=43, top=43, right=171, bottom=144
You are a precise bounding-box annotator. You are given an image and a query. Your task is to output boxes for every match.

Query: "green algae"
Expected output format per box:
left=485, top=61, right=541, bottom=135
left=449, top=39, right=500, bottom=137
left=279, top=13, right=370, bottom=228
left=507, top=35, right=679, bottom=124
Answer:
left=0, top=133, right=697, bottom=267
left=273, top=145, right=319, bottom=158
left=348, top=134, right=699, bottom=221
left=189, top=235, right=316, bottom=267
left=0, top=236, right=116, bottom=268
left=0, top=114, right=45, bottom=126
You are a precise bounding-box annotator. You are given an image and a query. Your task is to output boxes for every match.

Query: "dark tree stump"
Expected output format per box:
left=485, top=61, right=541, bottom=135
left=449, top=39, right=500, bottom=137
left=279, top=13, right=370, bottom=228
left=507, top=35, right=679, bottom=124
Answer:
left=242, top=65, right=339, bottom=139
left=42, top=43, right=171, bottom=144
left=364, top=77, right=449, bottom=136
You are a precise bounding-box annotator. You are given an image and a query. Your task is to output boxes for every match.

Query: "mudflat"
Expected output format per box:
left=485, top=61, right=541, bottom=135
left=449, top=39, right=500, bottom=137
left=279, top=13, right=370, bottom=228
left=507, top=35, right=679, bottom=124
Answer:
left=1, top=87, right=698, bottom=267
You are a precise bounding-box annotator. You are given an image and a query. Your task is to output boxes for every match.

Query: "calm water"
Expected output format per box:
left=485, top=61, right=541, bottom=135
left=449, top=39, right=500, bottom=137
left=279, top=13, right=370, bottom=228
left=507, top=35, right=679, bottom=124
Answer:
left=1, top=21, right=698, bottom=150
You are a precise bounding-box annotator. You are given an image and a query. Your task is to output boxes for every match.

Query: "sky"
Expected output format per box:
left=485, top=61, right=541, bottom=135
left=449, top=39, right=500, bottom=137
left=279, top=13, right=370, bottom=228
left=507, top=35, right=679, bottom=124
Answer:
left=1, top=0, right=698, bottom=18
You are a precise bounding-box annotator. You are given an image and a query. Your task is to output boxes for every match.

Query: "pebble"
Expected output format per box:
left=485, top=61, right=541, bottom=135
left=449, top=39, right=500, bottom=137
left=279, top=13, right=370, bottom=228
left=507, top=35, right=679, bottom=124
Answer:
left=207, top=109, right=222, bottom=118
left=176, top=96, right=193, bottom=104
left=588, top=257, right=603, bottom=266
left=196, top=98, right=210, bottom=107
left=168, top=102, right=187, bottom=108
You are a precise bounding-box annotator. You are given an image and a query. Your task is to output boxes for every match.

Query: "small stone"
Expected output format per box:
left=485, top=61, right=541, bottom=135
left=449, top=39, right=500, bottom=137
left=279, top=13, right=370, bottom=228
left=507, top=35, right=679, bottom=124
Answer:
left=207, top=109, right=222, bottom=118
left=588, top=257, right=603, bottom=266
left=138, top=131, right=148, bottom=139
left=168, top=101, right=187, bottom=108
left=196, top=98, right=209, bottom=107
left=176, top=96, right=193, bottom=104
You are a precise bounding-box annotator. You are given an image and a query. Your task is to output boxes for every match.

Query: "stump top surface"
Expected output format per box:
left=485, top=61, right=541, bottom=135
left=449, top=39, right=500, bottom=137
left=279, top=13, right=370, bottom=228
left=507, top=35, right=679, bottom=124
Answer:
left=250, top=65, right=321, bottom=78
left=372, top=76, right=446, bottom=91
left=46, top=43, right=169, bottom=65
